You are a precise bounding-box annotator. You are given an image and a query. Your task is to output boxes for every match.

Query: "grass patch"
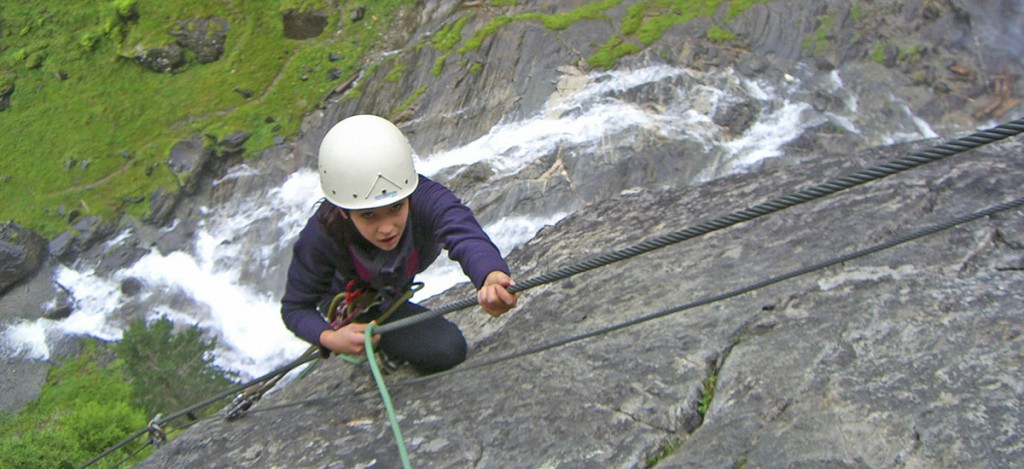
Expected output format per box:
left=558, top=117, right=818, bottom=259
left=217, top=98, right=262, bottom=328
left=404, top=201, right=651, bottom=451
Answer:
left=590, top=0, right=769, bottom=69
left=0, top=319, right=241, bottom=467
left=646, top=436, right=681, bottom=466
left=3, top=0, right=770, bottom=237
left=707, top=26, right=737, bottom=42
left=0, top=0, right=416, bottom=237
left=393, top=85, right=427, bottom=115
left=697, top=372, right=717, bottom=416
left=0, top=341, right=150, bottom=468
left=802, top=15, right=835, bottom=57
left=871, top=41, right=888, bottom=64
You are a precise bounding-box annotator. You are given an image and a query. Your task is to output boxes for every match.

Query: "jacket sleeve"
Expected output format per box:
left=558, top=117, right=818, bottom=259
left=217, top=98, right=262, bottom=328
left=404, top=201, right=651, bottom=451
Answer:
left=280, top=215, right=341, bottom=346
left=415, top=176, right=510, bottom=289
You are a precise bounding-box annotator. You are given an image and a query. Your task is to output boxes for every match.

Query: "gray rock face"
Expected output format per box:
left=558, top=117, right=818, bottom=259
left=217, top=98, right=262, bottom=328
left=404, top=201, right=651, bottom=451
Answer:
left=140, top=132, right=1024, bottom=466
left=0, top=358, right=49, bottom=415
left=5, top=0, right=1023, bottom=463
left=0, top=222, right=47, bottom=294
left=327, top=0, right=1022, bottom=160
left=170, top=17, right=230, bottom=64
left=133, top=43, right=186, bottom=73
left=166, top=135, right=213, bottom=194
left=281, top=9, right=328, bottom=40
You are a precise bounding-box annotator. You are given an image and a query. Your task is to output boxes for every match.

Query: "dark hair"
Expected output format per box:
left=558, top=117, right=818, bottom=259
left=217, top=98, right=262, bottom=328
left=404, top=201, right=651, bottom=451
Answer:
left=313, top=196, right=414, bottom=248
left=314, top=198, right=354, bottom=242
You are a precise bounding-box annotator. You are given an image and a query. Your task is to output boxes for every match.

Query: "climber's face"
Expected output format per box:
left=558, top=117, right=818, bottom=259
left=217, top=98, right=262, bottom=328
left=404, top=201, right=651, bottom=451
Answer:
left=341, top=199, right=409, bottom=251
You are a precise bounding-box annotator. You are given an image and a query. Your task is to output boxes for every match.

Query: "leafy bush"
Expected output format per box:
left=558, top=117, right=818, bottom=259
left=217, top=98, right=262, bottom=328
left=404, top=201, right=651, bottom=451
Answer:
left=0, top=341, right=150, bottom=468
left=116, top=316, right=236, bottom=421
left=0, top=317, right=240, bottom=467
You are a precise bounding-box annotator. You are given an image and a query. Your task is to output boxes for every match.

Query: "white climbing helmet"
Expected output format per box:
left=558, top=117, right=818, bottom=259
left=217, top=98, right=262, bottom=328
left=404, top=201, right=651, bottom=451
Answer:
left=318, top=114, right=419, bottom=210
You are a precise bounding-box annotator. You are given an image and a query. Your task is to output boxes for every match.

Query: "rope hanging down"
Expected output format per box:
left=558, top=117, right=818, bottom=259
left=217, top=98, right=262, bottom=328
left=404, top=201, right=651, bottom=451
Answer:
left=376, top=117, right=1024, bottom=335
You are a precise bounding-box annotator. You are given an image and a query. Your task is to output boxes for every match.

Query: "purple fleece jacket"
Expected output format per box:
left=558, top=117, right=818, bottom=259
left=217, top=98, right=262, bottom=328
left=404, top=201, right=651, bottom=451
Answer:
left=280, top=175, right=510, bottom=346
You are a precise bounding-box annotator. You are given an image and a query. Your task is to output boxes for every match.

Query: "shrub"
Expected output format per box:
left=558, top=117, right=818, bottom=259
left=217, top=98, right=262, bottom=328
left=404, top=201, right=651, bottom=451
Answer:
left=0, top=341, right=150, bottom=468
left=116, top=316, right=235, bottom=421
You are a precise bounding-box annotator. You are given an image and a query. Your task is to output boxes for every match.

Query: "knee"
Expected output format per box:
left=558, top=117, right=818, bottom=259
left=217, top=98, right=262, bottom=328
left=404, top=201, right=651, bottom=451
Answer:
left=418, top=333, right=467, bottom=373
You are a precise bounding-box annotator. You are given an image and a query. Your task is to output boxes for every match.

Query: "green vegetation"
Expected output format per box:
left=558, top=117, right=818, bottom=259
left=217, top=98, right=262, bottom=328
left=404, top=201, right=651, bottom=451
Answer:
left=0, top=318, right=236, bottom=467
left=0, top=341, right=150, bottom=468
left=646, top=436, right=681, bottom=466
left=802, top=15, right=835, bottom=57
left=870, top=39, right=922, bottom=67
left=697, top=372, right=717, bottom=416
left=433, top=15, right=472, bottom=52
left=117, top=316, right=235, bottom=420
left=645, top=367, right=720, bottom=466
left=432, top=14, right=472, bottom=76
left=850, top=2, right=865, bottom=22
left=591, top=0, right=768, bottom=69
left=394, top=85, right=428, bottom=115
left=898, top=44, right=922, bottom=65
left=707, top=26, right=737, bottom=42
left=870, top=41, right=888, bottom=64
left=2, top=0, right=770, bottom=238
left=0, top=0, right=416, bottom=237
left=451, top=0, right=768, bottom=72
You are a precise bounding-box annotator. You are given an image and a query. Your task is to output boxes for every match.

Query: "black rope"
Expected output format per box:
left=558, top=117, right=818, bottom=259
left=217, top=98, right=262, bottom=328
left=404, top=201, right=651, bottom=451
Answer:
left=376, top=117, right=1024, bottom=335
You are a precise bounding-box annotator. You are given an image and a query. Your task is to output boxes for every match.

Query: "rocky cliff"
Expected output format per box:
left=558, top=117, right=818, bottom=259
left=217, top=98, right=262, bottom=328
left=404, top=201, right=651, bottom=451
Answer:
left=1, top=0, right=1023, bottom=465
left=140, top=128, right=1024, bottom=467
left=136, top=0, right=1024, bottom=462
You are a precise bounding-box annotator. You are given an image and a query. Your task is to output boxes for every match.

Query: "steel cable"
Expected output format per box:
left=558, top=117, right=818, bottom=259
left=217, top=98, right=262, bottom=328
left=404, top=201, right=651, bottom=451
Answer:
left=398, top=195, right=1024, bottom=383
left=250, top=195, right=1024, bottom=420
left=377, top=117, right=1024, bottom=335
left=81, top=117, right=1023, bottom=467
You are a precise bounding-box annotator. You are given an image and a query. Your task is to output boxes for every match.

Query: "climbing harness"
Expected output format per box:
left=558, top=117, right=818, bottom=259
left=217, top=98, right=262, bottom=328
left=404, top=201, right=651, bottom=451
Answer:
left=326, top=280, right=423, bottom=332
left=328, top=279, right=380, bottom=330
left=81, top=117, right=1024, bottom=469
left=222, top=282, right=423, bottom=421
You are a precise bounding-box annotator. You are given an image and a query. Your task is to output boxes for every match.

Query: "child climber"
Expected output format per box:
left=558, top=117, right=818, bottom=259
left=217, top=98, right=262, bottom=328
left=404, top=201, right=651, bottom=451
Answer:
left=280, top=114, right=518, bottom=373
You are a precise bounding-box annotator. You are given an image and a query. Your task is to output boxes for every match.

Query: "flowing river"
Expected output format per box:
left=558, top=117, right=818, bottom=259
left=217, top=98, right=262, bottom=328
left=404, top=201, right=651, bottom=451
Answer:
left=1, top=62, right=939, bottom=379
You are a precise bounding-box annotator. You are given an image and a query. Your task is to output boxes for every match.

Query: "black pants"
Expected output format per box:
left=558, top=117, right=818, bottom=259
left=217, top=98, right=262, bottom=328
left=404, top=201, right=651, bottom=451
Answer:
left=376, top=302, right=467, bottom=373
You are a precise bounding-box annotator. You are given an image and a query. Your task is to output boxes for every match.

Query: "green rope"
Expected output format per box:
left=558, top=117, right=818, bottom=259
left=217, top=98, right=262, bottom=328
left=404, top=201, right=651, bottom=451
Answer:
left=82, top=119, right=1024, bottom=468
left=330, top=284, right=423, bottom=366
left=364, top=323, right=412, bottom=469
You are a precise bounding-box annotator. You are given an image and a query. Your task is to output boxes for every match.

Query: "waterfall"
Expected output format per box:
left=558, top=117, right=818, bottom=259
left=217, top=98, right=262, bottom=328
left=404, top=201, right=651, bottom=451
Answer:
left=1, top=63, right=939, bottom=379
